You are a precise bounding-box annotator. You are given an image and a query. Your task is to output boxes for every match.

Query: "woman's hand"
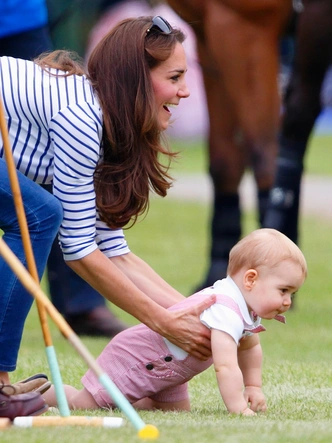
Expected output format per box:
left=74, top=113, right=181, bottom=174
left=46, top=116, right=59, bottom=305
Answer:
left=68, top=251, right=214, bottom=360
left=158, top=295, right=216, bottom=360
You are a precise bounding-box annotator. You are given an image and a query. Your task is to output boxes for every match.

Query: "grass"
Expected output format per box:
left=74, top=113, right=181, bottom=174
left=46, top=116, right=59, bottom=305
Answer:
left=2, top=133, right=332, bottom=442
left=170, top=134, right=332, bottom=176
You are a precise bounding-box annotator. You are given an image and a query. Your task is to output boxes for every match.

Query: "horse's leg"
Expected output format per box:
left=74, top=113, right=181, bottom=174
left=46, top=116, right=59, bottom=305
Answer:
left=238, top=31, right=281, bottom=228
left=194, top=1, right=286, bottom=289
left=167, top=0, right=290, bottom=289
left=197, top=1, right=291, bottom=290
left=197, top=44, right=245, bottom=288
left=165, top=1, right=237, bottom=288
left=264, top=0, right=332, bottom=244
left=209, top=4, right=291, bottom=229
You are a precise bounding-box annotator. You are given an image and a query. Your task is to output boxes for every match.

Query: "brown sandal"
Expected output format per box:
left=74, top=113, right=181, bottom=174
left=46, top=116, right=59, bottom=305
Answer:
left=0, top=386, right=48, bottom=420
left=2, top=373, right=51, bottom=395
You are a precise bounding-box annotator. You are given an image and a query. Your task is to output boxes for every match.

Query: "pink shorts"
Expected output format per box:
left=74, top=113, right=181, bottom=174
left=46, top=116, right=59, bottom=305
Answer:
left=81, top=323, right=212, bottom=408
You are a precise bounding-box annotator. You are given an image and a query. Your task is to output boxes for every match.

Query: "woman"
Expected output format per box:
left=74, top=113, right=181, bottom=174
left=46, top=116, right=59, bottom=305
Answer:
left=0, top=16, right=214, bottom=385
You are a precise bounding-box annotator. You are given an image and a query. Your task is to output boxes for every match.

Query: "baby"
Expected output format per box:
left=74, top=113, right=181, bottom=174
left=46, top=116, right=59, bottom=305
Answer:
left=43, top=228, right=307, bottom=415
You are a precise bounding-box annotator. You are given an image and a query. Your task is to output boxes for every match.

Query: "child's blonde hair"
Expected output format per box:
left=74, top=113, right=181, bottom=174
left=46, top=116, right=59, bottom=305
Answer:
left=227, top=228, right=307, bottom=277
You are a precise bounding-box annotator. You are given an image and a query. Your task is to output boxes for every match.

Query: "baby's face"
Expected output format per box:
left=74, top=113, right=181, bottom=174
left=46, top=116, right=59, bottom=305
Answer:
left=246, top=260, right=305, bottom=319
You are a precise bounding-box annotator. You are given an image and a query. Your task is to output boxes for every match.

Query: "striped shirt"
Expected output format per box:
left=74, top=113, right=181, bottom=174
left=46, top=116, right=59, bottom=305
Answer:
left=0, top=56, right=129, bottom=260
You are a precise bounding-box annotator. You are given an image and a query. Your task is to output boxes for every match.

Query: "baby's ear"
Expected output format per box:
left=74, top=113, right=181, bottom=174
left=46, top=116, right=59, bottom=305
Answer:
left=243, top=269, right=257, bottom=290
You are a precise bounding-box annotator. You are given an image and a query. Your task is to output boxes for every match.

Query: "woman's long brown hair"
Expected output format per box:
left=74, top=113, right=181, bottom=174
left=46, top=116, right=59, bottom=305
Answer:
left=88, top=16, right=186, bottom=229
left=35, top=17, right=186, bottom=229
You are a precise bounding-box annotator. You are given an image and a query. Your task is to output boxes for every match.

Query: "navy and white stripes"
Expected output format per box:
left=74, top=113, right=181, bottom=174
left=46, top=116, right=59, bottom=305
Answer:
left=0, top=56, right=129, bottom=260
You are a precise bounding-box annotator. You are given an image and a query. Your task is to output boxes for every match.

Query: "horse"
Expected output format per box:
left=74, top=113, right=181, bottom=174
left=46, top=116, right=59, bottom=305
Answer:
left=166, top=0, right=292, bottom=288
left=263, top=0, right=332, bottom=245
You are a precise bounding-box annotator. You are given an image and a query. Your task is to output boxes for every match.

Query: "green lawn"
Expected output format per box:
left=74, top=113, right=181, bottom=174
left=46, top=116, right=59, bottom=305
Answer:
left=2, top=134, right=332, bottom=442
left=170, top=134, right=332, bottom=176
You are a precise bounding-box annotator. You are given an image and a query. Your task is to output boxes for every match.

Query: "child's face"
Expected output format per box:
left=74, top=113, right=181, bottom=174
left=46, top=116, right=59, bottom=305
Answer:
left=244, top=260, right=305, bottom=319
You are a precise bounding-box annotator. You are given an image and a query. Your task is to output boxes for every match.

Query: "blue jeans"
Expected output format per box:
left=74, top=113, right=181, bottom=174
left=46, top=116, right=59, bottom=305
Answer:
left=0, top=158, right=63, bottom=372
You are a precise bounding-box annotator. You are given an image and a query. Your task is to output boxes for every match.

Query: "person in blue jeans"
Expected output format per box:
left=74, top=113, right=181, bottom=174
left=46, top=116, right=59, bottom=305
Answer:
left=0, top=0, right=62, bottom=391
left=0, top=0, right=128, bottom=338
left=0, top=161, right=63, bottom=386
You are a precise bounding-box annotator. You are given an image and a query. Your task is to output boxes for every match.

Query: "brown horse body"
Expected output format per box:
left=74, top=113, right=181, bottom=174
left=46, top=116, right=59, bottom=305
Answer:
left=167, top=0, right=292, bottom=287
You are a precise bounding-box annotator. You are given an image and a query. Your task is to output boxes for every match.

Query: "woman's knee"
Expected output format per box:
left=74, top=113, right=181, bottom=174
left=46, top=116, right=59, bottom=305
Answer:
left=44, top=192, right=63, bottom=228
left=40, top=193, right=63, bottom=237
left=27, top=187, right=63, bottom=238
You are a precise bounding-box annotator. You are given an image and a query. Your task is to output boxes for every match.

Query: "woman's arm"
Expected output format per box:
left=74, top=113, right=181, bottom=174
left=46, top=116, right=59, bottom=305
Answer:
left=110, top=252, right=185, bottom=307
left=67, top=249, right=214, bottom=359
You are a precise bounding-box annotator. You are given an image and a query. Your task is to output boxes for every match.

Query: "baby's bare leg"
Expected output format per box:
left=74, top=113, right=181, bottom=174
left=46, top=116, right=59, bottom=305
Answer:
left=43, top=385, right=99, bottom=409
left=133, top=397, right=190, bottom=411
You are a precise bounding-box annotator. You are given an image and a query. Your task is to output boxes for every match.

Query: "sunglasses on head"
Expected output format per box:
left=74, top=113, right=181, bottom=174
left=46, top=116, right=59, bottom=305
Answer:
left=146, top=16, right=172, bottom=35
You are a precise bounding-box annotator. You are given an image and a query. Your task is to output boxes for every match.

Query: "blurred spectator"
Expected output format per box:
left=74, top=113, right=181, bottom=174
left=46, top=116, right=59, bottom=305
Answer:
left=0, top=0, right=52, bottom=58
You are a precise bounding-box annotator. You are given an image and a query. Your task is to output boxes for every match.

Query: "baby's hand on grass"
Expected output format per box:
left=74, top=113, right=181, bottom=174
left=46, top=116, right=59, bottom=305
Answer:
left=244, top=386, right=267, bottom=412
left=241, top=407, right=256, bottom=416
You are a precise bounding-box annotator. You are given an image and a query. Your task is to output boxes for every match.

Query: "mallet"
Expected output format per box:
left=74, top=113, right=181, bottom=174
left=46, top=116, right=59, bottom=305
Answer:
left=0, top=236, right=159, bottom=439
left=13, top=416, right=123, bottom=428
left=0, top=97, right=70, bottom=417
